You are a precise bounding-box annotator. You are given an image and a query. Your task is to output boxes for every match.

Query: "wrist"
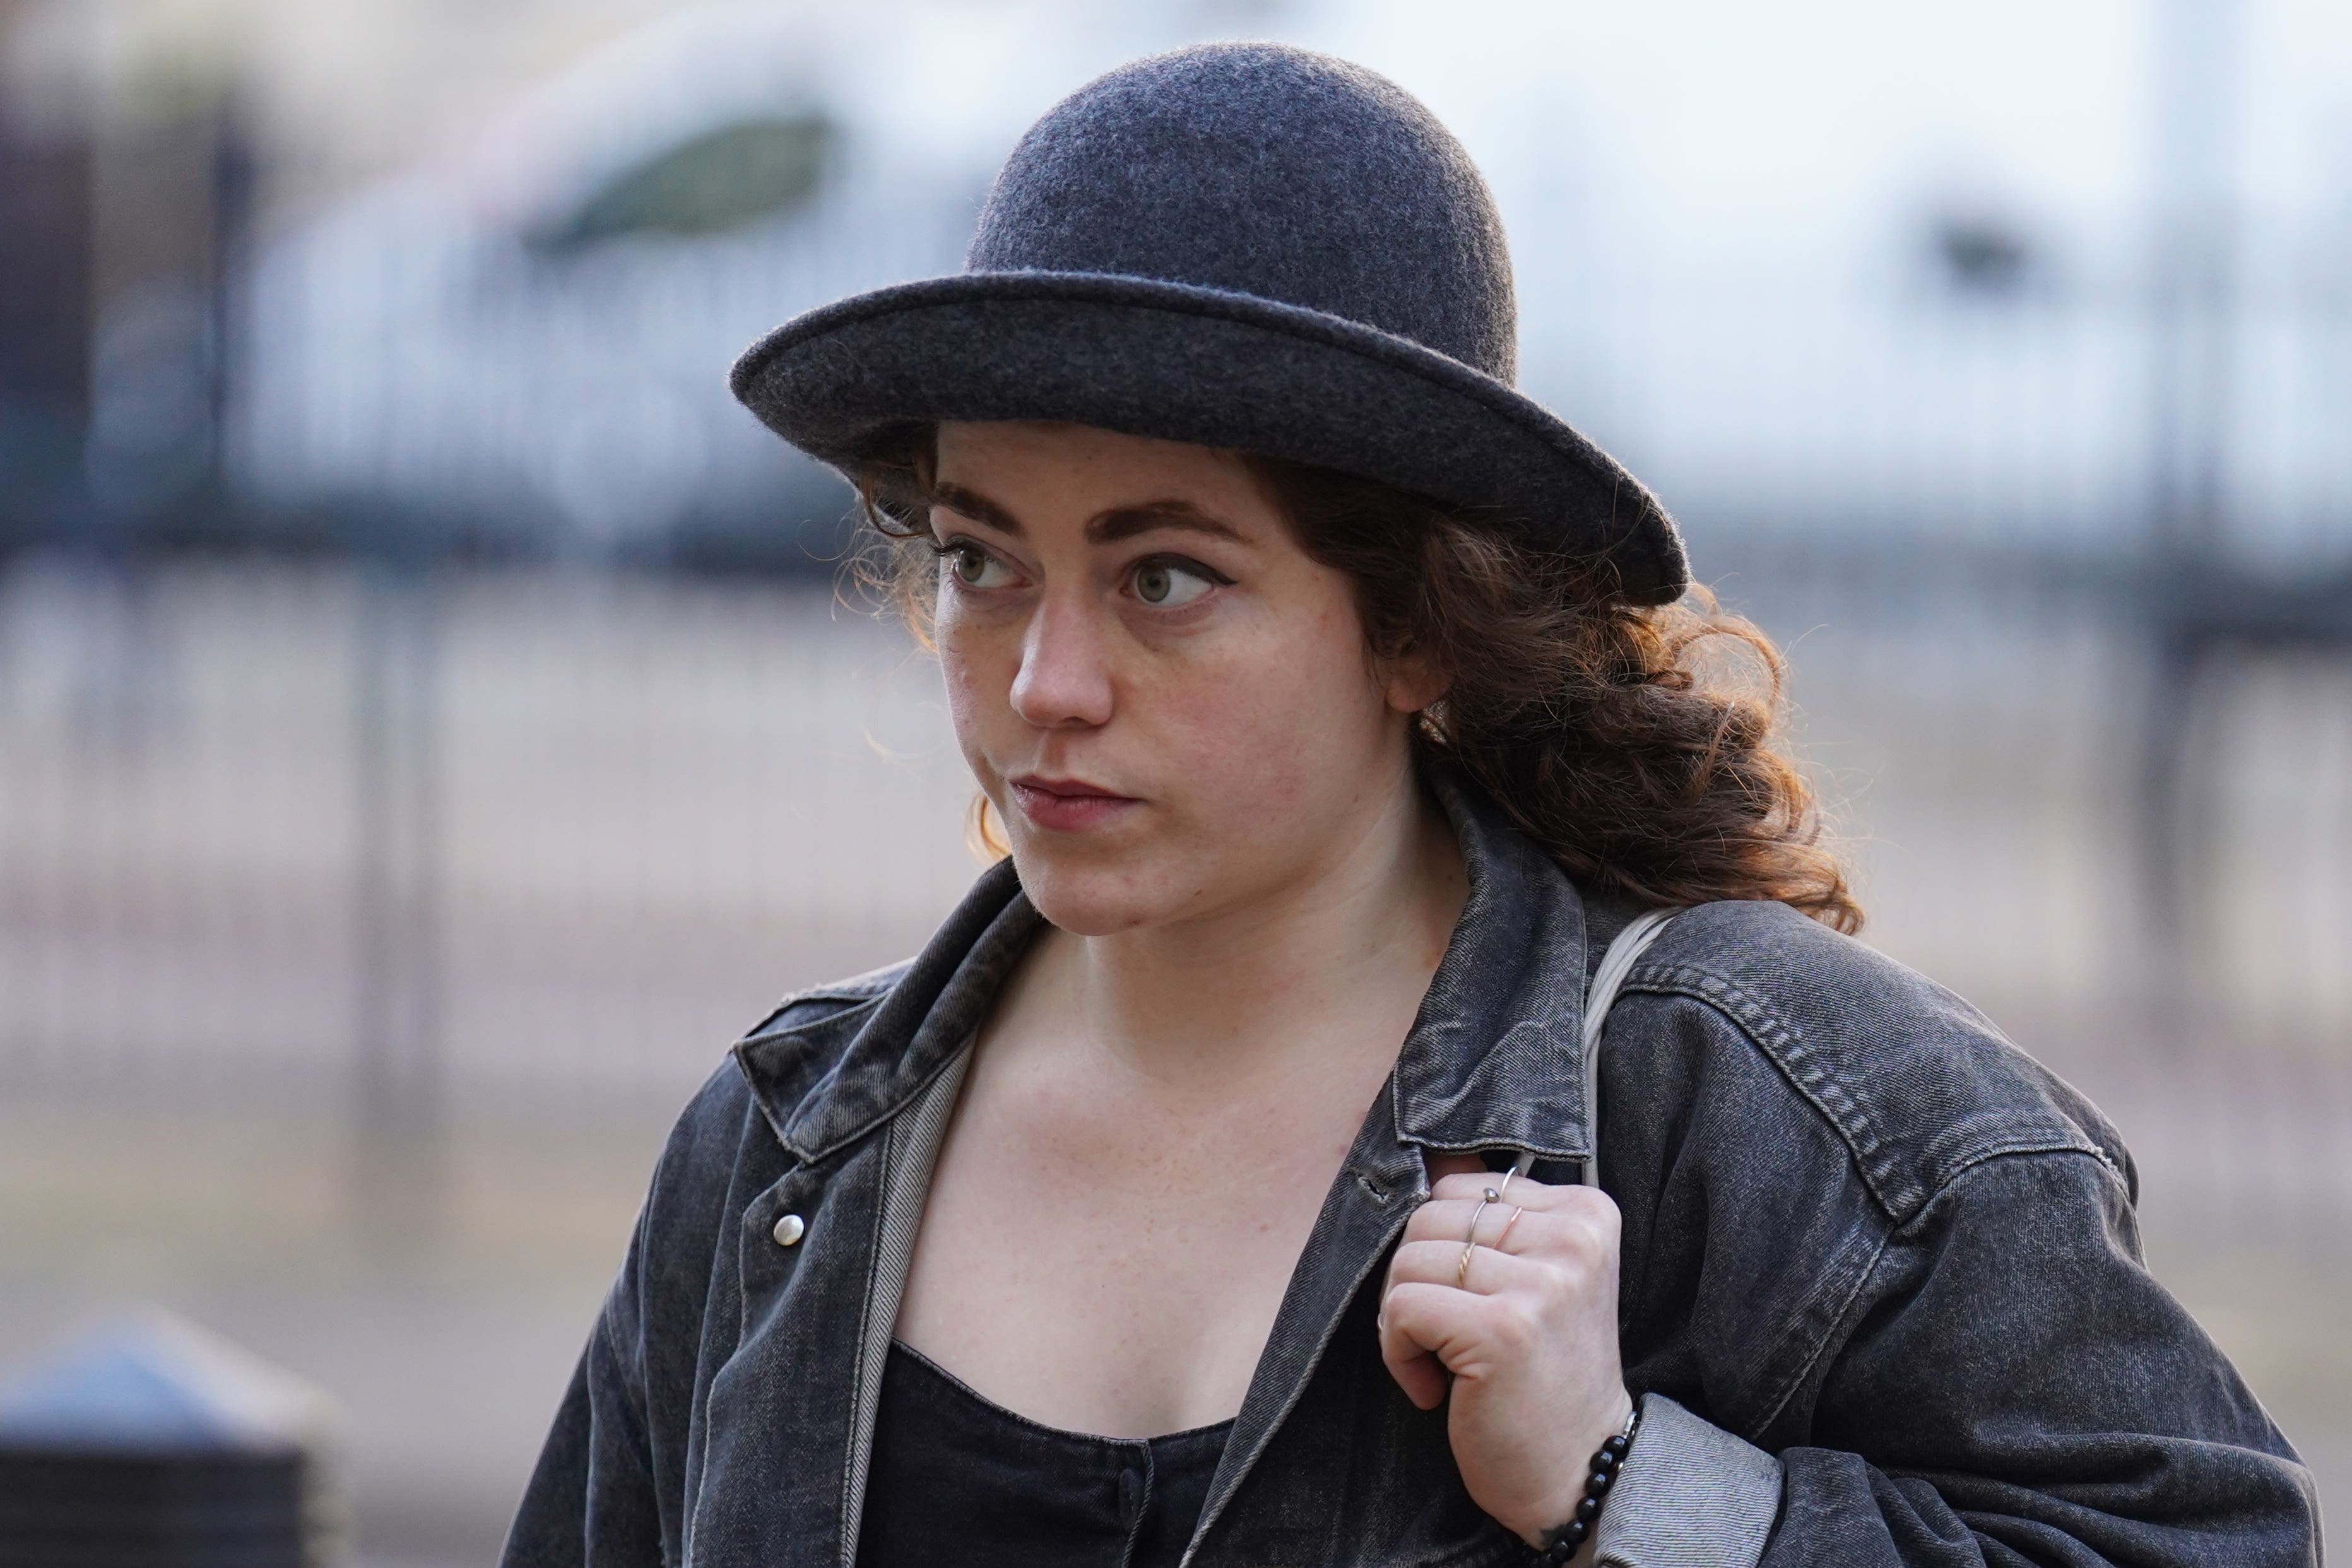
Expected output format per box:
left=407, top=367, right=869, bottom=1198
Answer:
left=1515, top=1389, right=1635, bottom=1546
left=1522, top=1394, right=1640, bottom=1562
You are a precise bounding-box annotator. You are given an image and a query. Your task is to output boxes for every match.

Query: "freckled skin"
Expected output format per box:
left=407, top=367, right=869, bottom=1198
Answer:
left=897, top=422, right=1629, bottom=1552
left=930, top=422, right=1405, bottom=940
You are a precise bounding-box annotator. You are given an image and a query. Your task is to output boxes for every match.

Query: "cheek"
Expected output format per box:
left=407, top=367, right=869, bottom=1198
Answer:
left=935, top=613, right=1010, bottom=757
left=1155, top=599, right=1386, bottom=806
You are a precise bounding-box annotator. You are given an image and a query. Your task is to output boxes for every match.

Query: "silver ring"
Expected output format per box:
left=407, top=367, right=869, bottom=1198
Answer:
left=1456, top=1184, right=1502, bottom=1288
left=1461, top=1185, right=1501, bottom=1249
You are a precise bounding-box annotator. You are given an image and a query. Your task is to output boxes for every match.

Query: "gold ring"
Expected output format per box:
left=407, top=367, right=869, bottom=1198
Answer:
left=1495, top=1205, right=1524, bottom=1251
left=1457, top=1184, right=1501, bottom=1289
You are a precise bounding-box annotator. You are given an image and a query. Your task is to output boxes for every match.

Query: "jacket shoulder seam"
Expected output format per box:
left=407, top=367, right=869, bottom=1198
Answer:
left=1621, top=961, right=2109, bottom=1222
left=1931, top=1139, right=2132, bottom=1201
left=1743, top=1145, right=2132, bottom=1441
left=1621, top=962, right=1905, bottom=1217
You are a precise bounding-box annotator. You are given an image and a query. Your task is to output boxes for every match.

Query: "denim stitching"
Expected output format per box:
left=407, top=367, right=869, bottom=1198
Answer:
left=740, top=974, right=902, bottom=1043
left=1754, top=1155, right=2129, bottom=1435
left=1940, top=1140, right=2132, bottom=1198
left=1623, top=965, right=1895, bottom=1207
left=839, top=1112, right=899, bottom=1568
left=1621, top=964, right=2104, bottom=1223
left=1181, top=1188, right=1419, bottom=1565
left=1752, top=1222, right=1891, bottom=1435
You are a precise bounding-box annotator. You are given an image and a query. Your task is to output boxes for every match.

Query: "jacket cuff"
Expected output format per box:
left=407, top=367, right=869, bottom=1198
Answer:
left=1593, top=1394, right=1782, bottom=1568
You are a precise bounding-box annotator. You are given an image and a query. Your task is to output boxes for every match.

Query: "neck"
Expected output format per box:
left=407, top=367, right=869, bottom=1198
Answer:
left=1039, top=760, right=1468, bottom=1097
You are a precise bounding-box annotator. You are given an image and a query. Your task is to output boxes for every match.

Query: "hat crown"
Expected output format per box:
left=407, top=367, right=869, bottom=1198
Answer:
left=967, top=43, right=1517, bottom=382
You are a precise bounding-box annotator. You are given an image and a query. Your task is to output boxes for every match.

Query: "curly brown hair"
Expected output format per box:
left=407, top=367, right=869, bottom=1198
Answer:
left=853, top=432, right=1860, bottom=934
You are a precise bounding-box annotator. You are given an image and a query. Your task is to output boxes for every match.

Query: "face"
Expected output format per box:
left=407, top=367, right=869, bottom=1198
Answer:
left=928, top=421, right=1440, bottom=937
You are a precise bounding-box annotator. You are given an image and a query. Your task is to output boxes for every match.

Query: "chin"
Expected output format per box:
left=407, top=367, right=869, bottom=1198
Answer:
left=1006, top=844, right=1193, bottom=937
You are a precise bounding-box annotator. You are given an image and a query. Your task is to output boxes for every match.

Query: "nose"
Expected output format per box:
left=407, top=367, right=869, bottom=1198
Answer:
left=1009, top=589, right=1114, bottom=729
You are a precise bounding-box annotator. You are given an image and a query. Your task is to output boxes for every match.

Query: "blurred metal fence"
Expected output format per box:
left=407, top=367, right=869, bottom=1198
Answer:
left=2, top=548, right=2345, bottom=1134
left=4, top=163, right=2351, bottom=1221
left=0, top=558, right=979, bottom=1127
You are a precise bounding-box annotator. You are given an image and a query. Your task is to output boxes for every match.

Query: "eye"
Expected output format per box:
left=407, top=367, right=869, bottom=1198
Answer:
left=1129, top=557, right=1220, bottom=607
left=940, top=540, right=1017, bottom=590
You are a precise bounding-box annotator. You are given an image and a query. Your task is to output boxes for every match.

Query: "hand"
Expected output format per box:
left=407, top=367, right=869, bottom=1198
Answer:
left=1378, top=1154, right=1634, bottom=1550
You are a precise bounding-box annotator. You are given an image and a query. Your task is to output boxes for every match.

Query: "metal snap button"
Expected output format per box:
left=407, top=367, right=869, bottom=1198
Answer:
left=771, top=1213, right=806, bottom=1247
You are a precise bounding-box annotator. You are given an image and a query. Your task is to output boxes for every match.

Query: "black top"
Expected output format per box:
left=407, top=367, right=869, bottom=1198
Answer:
left=857, top=1340, right=1232, bottom=1568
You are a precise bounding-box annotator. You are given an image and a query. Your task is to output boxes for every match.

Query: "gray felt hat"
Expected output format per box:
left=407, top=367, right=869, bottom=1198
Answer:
left=729, top=41, right=1689, bottom=604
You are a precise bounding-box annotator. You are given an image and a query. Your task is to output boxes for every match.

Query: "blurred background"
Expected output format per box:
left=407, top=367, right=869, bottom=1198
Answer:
left=1, top=0, right=2345, bottom=1558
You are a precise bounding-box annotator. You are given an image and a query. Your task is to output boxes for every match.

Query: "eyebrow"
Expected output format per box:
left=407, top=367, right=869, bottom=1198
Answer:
left=927, top=483, right=1246, bottom=547
left=928, top=482, right=1024, bottom=536
left=1087, top=504, right=1245, bottom=546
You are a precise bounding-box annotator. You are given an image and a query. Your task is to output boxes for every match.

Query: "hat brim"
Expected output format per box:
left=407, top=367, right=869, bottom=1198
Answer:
left=728, top=272, right=1688, bottom=604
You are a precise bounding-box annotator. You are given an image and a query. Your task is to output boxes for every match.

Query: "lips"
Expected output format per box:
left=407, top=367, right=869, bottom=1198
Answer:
left=1007, top=775, right=1141, bottom=833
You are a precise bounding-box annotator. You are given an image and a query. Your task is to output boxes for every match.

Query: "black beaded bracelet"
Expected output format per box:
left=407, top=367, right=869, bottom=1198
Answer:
left=1527, top=1402, right=1641, bottom=1565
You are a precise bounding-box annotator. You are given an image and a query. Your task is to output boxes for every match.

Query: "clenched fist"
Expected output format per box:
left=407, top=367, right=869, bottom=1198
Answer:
left=1378, top=1155, right=1633, bottom=1552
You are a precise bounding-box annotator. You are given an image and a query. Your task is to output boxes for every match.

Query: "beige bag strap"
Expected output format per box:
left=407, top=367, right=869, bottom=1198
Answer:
left=1508, top=909, right=1678, bottom=1191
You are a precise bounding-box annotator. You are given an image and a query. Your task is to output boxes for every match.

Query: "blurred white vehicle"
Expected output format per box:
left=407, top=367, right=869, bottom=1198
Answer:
left=233, top=1, right=1242, bottom=567
left=232, top=0, right=2352, bottom=575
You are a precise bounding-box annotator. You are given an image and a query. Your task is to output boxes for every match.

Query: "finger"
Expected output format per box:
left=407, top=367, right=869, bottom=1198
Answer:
left=1440, top=1203, right=1618, bottom=1271
left=1426, top=1169, right=1516, bottom=1205
left=1380, top=1279, right=1528, bottom=1401
left=1386, top=1235, right=1545, bottom=1296
left=1378, top=1278, right=1462, bottom=1408
left=1399, top=1194, right=1507, bottom=1249
left=1414, top=1193, right=1619, bottom=1280
left=1402, top=1173, right=1561, bottom=1245
left=1413, top=1178, right=1546, bottom=1254
left=1397, top=1196, right=1528, bottom=1257
left=1380, top=1240, right=1549, bottom=1413
left=1382, top=1322, right=1447, bottom=1410
left=1427, top=1169, right=1616, bottom=1215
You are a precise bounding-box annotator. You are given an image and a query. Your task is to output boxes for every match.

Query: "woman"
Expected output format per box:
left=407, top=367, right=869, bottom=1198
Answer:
left=504, top=43, right=2317, bottom=1568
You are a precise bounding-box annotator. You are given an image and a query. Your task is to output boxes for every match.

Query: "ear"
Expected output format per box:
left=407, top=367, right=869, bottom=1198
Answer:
left=1380, top=642, right=1451, bottom=716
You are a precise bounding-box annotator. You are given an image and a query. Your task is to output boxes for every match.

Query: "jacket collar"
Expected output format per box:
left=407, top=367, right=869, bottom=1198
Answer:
left=1390, top=770, right=1594, bottom=1162
left=735, top=769, right=1595, bottom=1167
left=736, top=855, right=1039, bottom=1164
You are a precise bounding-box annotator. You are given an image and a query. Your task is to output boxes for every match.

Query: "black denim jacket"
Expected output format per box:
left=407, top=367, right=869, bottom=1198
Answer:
left=502, top=778, right=2320, bottom=1567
